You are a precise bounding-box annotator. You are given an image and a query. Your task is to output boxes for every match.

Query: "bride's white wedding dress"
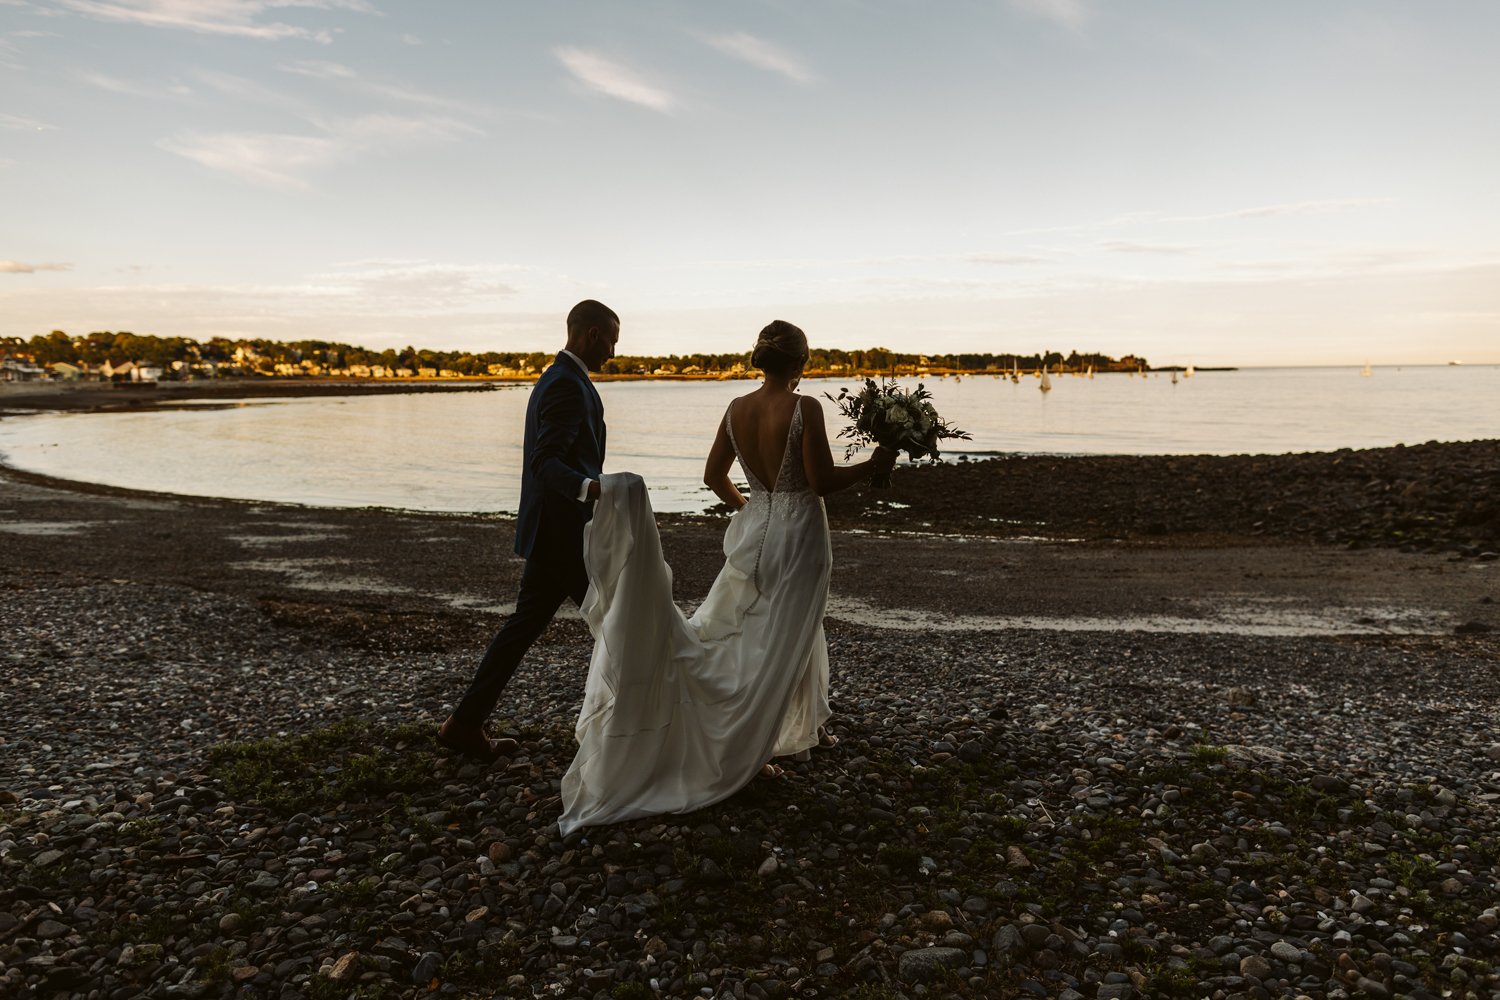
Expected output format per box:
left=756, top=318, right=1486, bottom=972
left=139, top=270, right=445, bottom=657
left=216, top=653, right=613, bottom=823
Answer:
left=559, top=397, right=831, bottom=835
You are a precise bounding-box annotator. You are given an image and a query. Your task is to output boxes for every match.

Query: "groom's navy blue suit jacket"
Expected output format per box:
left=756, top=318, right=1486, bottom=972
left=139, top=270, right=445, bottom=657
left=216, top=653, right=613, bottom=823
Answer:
left=515, top=352, right=606, bottom=561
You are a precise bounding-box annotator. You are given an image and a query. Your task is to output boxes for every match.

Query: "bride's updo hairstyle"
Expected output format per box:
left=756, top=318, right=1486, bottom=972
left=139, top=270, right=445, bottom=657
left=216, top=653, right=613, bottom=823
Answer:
left=751, top=320, right=809, bottom=379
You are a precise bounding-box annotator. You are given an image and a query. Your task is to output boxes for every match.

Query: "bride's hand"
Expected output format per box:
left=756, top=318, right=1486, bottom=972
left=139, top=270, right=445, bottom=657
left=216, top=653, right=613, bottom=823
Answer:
left=870, top=445, right=898, bottom=476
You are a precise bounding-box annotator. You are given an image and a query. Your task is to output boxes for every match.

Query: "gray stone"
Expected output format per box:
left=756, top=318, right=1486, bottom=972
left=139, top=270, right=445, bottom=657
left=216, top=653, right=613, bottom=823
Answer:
left=898, top=946, right=967, bottom=983
left=1310, top=774, right=1349, bottom=794
left=411, top=952, right=442, bottom=986
left=1020, top=923, right=1051, bottom=949
left=1240, top=954, right=1272, bottom=979
left=1270, top=940, right=1301, bottom=963
left=372, top=936, right=410, bottom=958
left=991, top=924, right=1023, bottom=957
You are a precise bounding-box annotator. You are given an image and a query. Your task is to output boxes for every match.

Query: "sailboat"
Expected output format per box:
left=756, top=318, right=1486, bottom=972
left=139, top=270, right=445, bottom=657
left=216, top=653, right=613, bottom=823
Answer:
left=1171, top=370, right=1178, bottom=384
left=1360, top=361, right=1373, bottom=377
left=1184, top=365, right=1194, bottom=378
left=1087, top=365, right=1094, bottom=380
left=1010, top=360, right=1020, bottom=384
left=1039, top=367, right=1052, bottom=393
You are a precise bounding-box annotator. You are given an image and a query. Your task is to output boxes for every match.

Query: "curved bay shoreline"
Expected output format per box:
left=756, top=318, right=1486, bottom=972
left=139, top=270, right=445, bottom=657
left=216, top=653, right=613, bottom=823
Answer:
left=2, top=388, right=1499, bottom=999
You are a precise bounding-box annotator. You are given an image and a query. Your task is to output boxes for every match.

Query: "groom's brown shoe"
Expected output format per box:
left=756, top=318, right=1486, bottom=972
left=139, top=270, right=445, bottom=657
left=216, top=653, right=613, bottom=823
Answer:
left=437, top=716, right=518, bottom=761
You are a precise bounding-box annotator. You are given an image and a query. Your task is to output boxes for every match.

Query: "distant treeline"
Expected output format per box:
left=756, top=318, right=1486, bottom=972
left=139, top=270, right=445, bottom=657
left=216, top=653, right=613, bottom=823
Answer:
left=3, top=330, right=1149, bottom=377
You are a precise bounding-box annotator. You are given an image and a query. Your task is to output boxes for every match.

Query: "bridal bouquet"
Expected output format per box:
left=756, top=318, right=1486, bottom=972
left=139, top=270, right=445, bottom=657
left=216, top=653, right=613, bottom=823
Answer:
left=825, top=378, right=971, bottom=487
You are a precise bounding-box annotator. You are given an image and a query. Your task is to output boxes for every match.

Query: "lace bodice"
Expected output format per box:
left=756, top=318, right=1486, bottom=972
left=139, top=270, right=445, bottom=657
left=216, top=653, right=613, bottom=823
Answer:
left=726, top=395, right=812, bottom=498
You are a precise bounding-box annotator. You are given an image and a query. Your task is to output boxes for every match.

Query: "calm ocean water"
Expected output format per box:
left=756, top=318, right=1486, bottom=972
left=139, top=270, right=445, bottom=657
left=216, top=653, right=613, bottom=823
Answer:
left=1, top=365, right=1496, bottom=514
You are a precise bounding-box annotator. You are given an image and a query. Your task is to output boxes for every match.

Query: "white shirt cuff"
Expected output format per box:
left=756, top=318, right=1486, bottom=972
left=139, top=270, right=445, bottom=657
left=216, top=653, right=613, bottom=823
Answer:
left=577, top=479, right=594, bottom=502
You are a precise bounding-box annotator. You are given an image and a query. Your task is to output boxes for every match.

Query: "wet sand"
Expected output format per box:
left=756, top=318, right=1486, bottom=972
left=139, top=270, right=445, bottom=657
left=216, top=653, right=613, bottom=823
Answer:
left=1, top=456, right=1493, bottom=639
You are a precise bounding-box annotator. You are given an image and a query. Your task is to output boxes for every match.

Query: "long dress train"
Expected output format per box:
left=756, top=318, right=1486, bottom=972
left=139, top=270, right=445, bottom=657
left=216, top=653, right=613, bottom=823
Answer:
left=559, top=398, right=831, bottom=835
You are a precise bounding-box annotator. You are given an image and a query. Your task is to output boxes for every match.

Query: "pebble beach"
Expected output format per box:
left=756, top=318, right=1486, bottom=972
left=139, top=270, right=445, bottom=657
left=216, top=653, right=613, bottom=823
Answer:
left=2, top=392, right=1498, bottom=999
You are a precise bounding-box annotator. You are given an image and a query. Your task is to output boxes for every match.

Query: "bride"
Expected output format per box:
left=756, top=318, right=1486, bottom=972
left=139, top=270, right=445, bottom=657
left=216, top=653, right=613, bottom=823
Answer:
left=558, top=321, right=895, bottom=835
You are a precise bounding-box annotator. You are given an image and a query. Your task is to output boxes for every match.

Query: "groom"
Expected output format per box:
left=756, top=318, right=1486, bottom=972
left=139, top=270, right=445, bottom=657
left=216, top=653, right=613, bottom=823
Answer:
left=438, top=299, right=619, bottom=760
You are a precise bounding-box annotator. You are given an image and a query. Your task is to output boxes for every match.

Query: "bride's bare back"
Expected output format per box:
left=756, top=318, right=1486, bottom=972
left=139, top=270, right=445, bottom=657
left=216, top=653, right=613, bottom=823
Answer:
left=728, top=387, right=802, bottom=491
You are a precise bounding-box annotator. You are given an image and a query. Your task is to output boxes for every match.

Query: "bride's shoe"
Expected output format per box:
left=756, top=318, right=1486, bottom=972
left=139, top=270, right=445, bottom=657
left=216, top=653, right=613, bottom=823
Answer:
left=817, top=726, right=839, bottom=749
left=760, top=762, right=785, bottom=779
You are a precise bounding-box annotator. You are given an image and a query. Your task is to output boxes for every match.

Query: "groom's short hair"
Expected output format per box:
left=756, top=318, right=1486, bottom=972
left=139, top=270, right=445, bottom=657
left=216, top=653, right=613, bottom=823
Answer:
left=568, top=299, right=619, bottom=337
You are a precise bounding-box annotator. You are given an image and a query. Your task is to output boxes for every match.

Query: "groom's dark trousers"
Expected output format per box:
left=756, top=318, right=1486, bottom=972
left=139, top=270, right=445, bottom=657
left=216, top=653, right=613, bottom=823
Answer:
left=453, top=352, right=605, bottom=728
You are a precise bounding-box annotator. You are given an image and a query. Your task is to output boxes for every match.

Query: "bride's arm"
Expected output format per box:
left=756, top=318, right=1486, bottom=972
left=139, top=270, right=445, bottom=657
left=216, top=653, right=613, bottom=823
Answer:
left=801, top=396, right=895, bottom=496
left=703, top=417, right=747, bottom=510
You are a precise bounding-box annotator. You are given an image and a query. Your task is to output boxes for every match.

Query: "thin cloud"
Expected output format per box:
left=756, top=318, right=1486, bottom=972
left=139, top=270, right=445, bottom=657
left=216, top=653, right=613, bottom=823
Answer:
left=1160, top=198, right=1391, bottom=224
left=51, top=0, right=375, bottom=44
left=158, top=131, right=340, bottom=190
left=305, top=260, right=524, bottom=303
left=682, top=254, right=936, bottom=270
left=78, top=70, right=192, bottom=98
left=1009, top=0, right=1090, bottom=31
left=1005, top=199, right=1390, bottom=238
left=0, top=112, right=55, bottom=130
left=279, top=58, right=356, bottom=80
left=2, top=260, right=73, bottom=273
left=966, top=252, right=1050, bottom=265
left=1100, top=240, right=1195, bottom=256
left=555, top=46, right=676, bottom=112
left=158, top=113, right=480, bottom=190
left=193, top=67, right=307, bottom=110
left=703, top=31, right=814, bottom=85
left=278, top=59, right=484, bottom=114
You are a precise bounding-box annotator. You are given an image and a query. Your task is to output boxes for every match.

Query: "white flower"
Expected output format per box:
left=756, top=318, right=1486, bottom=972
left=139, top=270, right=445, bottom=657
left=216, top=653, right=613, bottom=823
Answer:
left=883, top=402, right=912, bottom=428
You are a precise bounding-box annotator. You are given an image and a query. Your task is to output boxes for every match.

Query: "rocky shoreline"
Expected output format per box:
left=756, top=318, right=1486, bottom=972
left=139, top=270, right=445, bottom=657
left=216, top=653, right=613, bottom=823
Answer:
left=825, top=439, right=1500, bottom=559
left=0, top=379, right=497, bottom=413
left=2, top=439, right=1499, bottom=999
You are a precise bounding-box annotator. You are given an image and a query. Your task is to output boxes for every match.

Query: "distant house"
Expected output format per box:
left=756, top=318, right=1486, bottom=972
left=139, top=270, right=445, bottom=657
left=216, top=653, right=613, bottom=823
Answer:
left=50, top=361, right=84, bottom=381
left=418, top=366, right=438, bottom=378
left=135, top=365, right=163, bottom=382
left=101, top=359, right=136, bottom=382
left=1, top=358, right=47, bottom=382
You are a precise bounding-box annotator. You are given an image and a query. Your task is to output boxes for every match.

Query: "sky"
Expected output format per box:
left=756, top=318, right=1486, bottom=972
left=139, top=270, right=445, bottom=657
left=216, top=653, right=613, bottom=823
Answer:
left=2, top=1, right=1499, bottom=367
